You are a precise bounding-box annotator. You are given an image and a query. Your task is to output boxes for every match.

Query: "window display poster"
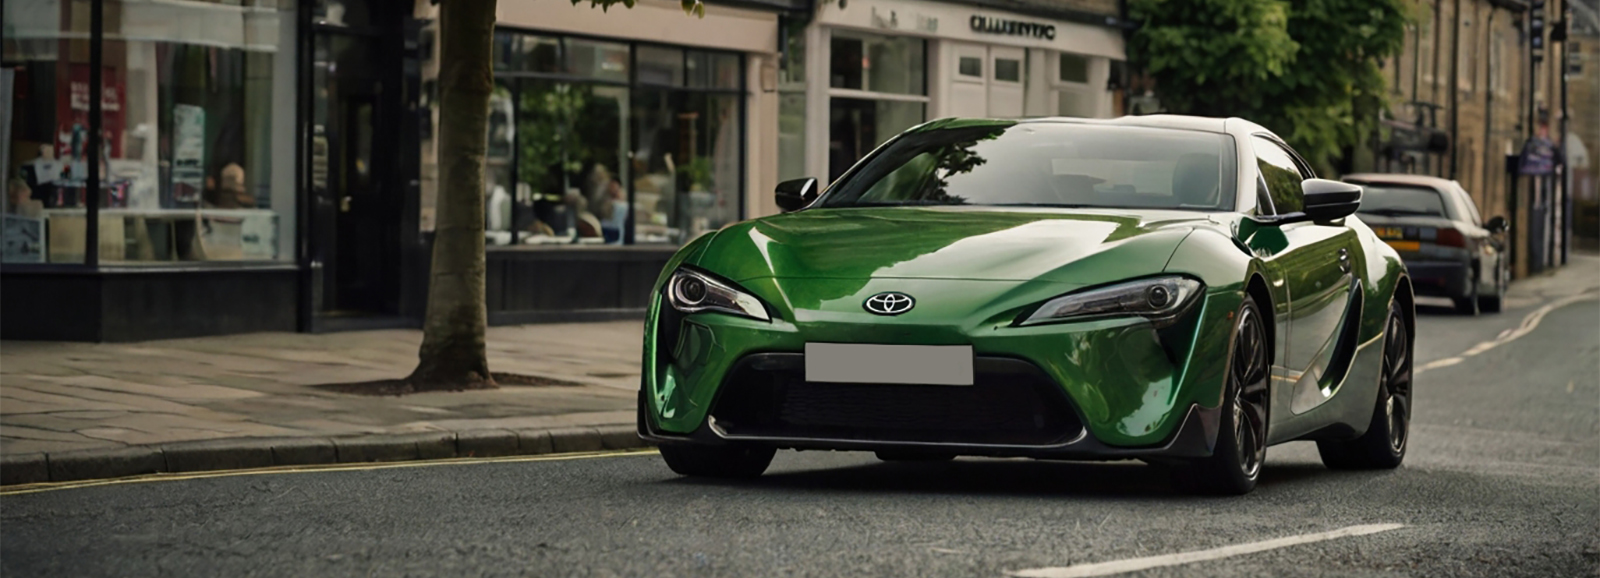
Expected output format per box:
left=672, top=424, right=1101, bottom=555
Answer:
left=3, top=215, right=45, bottom=263
left=173, top=104, right=206, bottom=203
left=56, top=65, right=125, bottom=161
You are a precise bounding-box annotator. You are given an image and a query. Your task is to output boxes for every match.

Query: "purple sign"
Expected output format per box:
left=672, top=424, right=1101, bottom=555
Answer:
left=1518, top=136, right=1557, bottom=176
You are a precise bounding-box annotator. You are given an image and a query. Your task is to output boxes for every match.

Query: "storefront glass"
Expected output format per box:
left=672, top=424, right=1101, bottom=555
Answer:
left=489, top=30, right=743, bottom=247
left=777, top=19, right=807, bottom=182
left=4, top=0, right=296, bottom=264
left=828, top=31, right=926, bottom=181
left=3, top=0, right=90, bottom=263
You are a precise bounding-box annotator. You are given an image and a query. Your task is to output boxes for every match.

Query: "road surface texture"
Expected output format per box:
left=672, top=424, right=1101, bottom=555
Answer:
left=3, top=267, right=1596, bottom=577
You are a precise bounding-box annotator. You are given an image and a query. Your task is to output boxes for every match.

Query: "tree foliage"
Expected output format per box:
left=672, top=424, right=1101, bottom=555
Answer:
left=1130, top=0, right=1408, bottom=174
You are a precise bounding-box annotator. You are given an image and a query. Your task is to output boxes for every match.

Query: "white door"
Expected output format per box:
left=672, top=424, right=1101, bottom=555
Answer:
left=988, top=46, right=1025, bottom=117
left=949, top=42, right=988, bottom=118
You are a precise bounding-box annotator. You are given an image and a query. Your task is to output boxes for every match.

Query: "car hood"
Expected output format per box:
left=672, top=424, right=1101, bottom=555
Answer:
left=694, top=207, right=1208, bottom=285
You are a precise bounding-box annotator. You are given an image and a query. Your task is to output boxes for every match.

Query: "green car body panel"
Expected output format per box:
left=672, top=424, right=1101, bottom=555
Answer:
left=640, top=116, right=1412, bottom=457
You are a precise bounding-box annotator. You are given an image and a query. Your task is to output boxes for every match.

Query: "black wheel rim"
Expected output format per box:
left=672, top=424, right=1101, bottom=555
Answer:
left=1231, top=305, right=1270, bottom=479
left=1382, top=311, right=1412, bottom=453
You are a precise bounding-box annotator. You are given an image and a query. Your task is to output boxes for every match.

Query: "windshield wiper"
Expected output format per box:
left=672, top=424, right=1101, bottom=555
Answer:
left=986, top=202, right=1094, bottom=208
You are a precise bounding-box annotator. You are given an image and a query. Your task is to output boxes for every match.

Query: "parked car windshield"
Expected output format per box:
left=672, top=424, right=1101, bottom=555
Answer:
left=819, top=122, right=1238, bottom=211
left=1356, top=185, right=1451, bottom=218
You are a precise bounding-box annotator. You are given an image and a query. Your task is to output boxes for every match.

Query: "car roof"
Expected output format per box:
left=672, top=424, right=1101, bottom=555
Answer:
left=1015, top=114, right=1247, bottom=135
left=1342, top=173, right=1460, bottom=191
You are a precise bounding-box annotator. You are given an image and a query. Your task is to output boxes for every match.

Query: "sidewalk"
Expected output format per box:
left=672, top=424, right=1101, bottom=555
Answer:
left=0, top=322, right=648, bottom=485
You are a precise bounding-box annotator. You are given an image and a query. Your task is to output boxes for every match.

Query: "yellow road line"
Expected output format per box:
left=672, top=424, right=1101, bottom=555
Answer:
left=0, top=448, right=660, bottom=497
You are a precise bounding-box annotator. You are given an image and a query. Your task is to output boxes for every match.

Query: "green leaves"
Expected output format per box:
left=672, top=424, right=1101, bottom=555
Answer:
left=1131, top=0, right=1408, bottom=174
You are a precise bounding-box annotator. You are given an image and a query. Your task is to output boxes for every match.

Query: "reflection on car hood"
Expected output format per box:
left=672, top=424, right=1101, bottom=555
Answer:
left=695, top=206, right=1210, bottom=284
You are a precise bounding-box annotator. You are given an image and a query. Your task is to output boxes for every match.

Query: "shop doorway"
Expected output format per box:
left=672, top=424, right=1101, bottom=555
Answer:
left=309, top=28, right=402, bottom=321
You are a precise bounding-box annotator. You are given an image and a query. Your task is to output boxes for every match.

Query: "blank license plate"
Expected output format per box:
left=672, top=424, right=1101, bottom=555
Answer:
left=804, top=343, right=974, bottom=386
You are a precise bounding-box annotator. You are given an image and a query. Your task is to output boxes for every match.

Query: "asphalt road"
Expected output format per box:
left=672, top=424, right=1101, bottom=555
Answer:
left=4, top=282, right=1597, bottom=577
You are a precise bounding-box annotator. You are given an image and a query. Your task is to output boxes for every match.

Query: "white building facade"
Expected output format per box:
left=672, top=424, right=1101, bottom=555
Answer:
left=776, top=0, right=1129, bottom=188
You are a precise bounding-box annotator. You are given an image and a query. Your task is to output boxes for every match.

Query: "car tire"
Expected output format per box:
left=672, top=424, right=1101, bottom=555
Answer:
left=1174, top=296, right=1269, bottom=496
left=1478, top=264, right=1505, bottom=313
left=1316, top=300, right=1411, bottom=470
left=658, top=444, right=776, bottom=478
left=875, top=450, right=956, bottom=462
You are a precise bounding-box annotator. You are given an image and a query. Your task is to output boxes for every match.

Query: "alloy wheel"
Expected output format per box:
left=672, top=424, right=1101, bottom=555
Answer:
left=1230, top=305, right=1270, bottom=480
left=1381, top=312, right=1412, bottom=453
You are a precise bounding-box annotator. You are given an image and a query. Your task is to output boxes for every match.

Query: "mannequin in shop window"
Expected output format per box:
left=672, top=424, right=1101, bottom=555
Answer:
left=203, top=163, right=254, bottom=209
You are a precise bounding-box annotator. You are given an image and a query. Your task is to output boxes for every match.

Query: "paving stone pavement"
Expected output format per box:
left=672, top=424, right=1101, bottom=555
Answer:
left=0, top=321, right=648, bottom=483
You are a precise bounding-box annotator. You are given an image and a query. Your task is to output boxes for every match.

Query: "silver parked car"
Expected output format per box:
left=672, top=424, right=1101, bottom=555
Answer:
left=1342, top=173, right=1509, bottom=314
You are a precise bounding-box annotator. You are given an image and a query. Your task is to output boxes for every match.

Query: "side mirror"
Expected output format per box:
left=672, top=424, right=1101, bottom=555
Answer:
left=775, top=178, right=818, bottom=213
left=1300, top=179, right=1362, bottom=223
left=1486, top=215, right=1509, bottom=233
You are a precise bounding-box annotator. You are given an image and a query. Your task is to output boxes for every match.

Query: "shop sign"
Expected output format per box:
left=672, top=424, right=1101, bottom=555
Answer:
left=871, top=6, right=938, bottom=33
left=970, top=15, right=1055, bottom=40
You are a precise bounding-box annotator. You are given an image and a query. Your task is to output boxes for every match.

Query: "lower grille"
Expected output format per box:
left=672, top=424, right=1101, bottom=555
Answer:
left=709, top=354, right=1082, bottom=446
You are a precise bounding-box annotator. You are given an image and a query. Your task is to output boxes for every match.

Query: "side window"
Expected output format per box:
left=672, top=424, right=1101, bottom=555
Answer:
left=1252, top=137, right=1307, bottom=213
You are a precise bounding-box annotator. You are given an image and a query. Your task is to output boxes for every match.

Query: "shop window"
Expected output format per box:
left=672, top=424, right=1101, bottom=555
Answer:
left=485, top=35, right=744, bottom=247
left=958, top=57, right=983, bottom=78
left=994, top=58, right=1021, bottom=83
left=688, top=52, right=740, bottom=90
left=777, top=18, right=808, bottom=183
left=827, top=32, right=927, bottom=180
left=5, top=0, right=296, bottom=264
left=829, top=33, right=924, bottom=96
left=637, top=45, right=684, bottom=87
left=1059, top=53, right=1089, bottom=84
left=568, top=38, right=628, bottom=83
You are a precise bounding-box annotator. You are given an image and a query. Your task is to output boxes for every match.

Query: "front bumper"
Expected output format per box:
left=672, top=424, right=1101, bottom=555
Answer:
left=639, top=384, right=1223, bottom=460
left=641, top=281, right=1244, bottom=454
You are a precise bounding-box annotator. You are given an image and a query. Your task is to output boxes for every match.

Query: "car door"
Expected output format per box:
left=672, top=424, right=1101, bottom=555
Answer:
left=1250, top=136, right=1361, bottom=415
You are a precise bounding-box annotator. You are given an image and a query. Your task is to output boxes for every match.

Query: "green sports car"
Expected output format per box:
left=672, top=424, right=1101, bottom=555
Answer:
left=637, top=115, right=1416, bottom=494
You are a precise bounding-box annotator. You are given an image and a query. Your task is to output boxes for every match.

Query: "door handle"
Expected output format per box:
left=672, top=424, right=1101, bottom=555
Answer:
left=1337, top=248, right=1351, bottom=273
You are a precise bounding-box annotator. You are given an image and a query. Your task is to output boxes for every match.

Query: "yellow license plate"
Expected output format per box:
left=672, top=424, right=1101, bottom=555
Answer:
left=1373, top=227, right=1403, bottom=239
left=1386, top=240, right=1421, bottom=252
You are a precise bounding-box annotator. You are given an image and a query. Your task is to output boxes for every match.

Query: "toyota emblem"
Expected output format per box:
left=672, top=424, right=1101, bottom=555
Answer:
left=863, top=292, right=915, bottom=315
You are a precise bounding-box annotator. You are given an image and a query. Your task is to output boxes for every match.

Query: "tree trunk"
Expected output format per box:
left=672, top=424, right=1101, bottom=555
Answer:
left=409, top=0, right=499, bottom=391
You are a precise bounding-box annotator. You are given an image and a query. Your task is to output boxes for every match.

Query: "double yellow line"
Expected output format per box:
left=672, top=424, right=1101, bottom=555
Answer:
left=0, top=448, right=659, bottom=497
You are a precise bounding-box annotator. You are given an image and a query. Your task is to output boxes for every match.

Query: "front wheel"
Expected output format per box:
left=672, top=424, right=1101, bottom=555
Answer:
left=1317, top=299, right=1412, bottom=469
left=1174, top=296, right=1270, bottom=495
left=658, top=444, right=775, bottom=478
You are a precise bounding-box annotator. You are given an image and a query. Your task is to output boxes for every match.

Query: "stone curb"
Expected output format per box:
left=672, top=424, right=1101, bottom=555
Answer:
left=0, top=424, right=650, bottom=486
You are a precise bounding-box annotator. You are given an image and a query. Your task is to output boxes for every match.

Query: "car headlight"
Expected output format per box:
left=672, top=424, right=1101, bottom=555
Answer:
left=1019, top=276, right=1203, bottom=328
left=666, top=268, right=770, bottom=321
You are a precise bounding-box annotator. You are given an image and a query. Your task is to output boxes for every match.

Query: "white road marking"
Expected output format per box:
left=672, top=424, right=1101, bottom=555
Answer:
left=1416, top=357, right=1465, bottom=372
left=1007, top=524, right=1406, bottom=578
left=1415, top=291, right=1599, bottom=376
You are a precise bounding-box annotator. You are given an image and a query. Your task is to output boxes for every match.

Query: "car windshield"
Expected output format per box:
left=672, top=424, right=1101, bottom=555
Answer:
left=1356, top=185, right=1450, bottom=218
left=819, top=122, right=1239, bottom=211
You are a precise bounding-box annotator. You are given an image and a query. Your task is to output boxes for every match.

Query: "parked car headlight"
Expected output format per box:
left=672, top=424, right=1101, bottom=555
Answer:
left=1019, top=276, right=1203, bottom=328
left=667, top=268, right=770, bottom=321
